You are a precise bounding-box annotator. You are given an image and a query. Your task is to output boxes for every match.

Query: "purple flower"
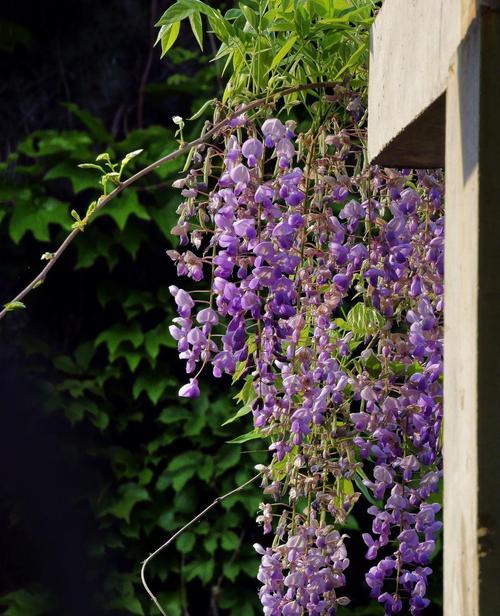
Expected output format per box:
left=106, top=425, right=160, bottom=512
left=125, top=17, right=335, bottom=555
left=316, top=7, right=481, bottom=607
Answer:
left=196, top=308, right=219, bottom=325
left=178, top=378, right=200, bottom=398
left=230, top=163, right=250, bottom=185
left=262, top=118, right=286, bottom=146
left=276, top=138, right=295, bottom=168
left=378, top=592, right=402, bottom=614
left=168, top=111, right=444, bottom=615
left=233, top=218, right=256, bottom=238
left=332, top=274, right=350, bottom=293
left=242, top=138, right=264, bottom=166
left=170, top=286, right=195, bottom=317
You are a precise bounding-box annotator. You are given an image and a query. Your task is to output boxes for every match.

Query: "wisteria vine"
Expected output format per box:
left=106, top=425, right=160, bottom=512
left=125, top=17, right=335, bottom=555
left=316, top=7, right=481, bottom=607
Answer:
left=167, top=90, right=444, bottom=615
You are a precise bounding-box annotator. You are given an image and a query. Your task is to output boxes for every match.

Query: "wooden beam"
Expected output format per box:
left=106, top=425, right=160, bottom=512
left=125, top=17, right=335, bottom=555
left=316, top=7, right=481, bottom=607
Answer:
left=368, top=0, right=461, bottom=167
left=370, top=93, right=445, bottom=169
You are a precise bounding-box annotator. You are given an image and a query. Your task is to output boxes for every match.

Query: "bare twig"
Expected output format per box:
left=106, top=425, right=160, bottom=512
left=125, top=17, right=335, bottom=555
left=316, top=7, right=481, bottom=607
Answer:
left=140, top=473, right=261, bottom=616
left=111, top=103, right=126, bottom=140
left=137, top=0, right=158, bottom=129
left=0, top=80, right=344, bottom=321
left=210, top=528, right=245, bottom=615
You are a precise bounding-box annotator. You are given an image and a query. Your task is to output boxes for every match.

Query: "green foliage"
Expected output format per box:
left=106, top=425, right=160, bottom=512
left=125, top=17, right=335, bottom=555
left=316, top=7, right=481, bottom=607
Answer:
left=157, top=0, right=376, bottom=105
left=0, top=589, right=53, bottom=616
left=337, top=303, right=385, bottom=338
left=0, top=98, right=263, bottom=614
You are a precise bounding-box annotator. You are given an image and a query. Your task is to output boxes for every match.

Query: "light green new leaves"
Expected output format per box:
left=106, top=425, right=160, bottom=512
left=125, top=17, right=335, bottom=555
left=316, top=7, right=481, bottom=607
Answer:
left=158, top=22, right=181, bottom=57
left=155, top=0, right=223, bottom=57
left=188, top=12, right=203, bottom=50
left=3, top=301, right=26, bottom=312
left=156, top=0, right=377, bottom=105
left=270, top=34, right=298, bottom=69
left=337, top=302, right=385, bottom=338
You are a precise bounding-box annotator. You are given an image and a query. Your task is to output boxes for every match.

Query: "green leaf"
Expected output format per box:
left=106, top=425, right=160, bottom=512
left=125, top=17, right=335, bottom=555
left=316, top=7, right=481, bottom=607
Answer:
left=74, top=230, right=115, bottom=270
left=224, top=8, right=242, bottom=20
left=156, top=3, right=195, bottom=27
left=226, top=429, right=262, bottom=444
left=407, top=361, right=423, bottom=376
left=133, top=370, right=170, bottom=405
left=89, top=410, right=110, bottom=431
left=344, top=514, right=360, bottom=531
left=155, top=592, right=182, bottom=616
left=188, top=97, right=216, bottom=121
left=74, top=341, right=95, bottom=369
left=232, top=360, right=248, bottom=383
left=95, top=322, right=144, bottom=355
left=270, top=34, right=298, bottom=69
left=188, top=12, right=203, bottom=49
left=335, top=37, right=369, bottom=80
left=346, top=302, right=385, bottom=337
left=158, top=407, right=190, bottom=424
left=78, top=162, right=105, bottom=172
left=203, top=534, right=218, bottom=554
left=149, top=199, right=180, bottom=239
left=138, top=468, right=153, bottom=485
left=239, top=558, right=258, bottom=578
left=233, top=375, right=256, bottom=404
left=215, top=445, right=241, bottom=474
left=121, top=149, right=143, bottom=165
left=167, top=451, right=203, bottom=471
left=107, top=595, right=144, bottom=616
left=239, top=4, right=259, bottom=30
left=159, top=22, right=181, bottom=58
left=221, top=530, right=240, bottom=551
left=62, top=102, right=112, bottom=142
left=354, top=470, right=382, bottom=508
left=183, top=558, right=214, bottom=584
left=3, top=301, right=26, bottom=312
left=197, top=456, right=214, bottom=481
left=0, top=20, right=32, bottom=53
left=176, top=532, right=196, bottom=553
left=177, top=0, right=218, bottom=20
left=92, top=191, right=149, bottom=232
left=221, top=403, right=252, bottom=426
left=222, top=561, right=240, bottom=581
left=144, top=324, right=176, bottom=361
left=44, top=162, right=100, bottom=193
left=0, top=589, right=52, bottom=616
left=121, top=349, right=143, bottom=372
left=101, top=484, right=150, bottom=523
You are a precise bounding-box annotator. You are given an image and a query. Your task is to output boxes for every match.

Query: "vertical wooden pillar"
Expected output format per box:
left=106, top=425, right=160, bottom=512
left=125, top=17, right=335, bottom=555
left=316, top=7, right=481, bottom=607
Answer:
left=444, top=7, right=500, bottom=615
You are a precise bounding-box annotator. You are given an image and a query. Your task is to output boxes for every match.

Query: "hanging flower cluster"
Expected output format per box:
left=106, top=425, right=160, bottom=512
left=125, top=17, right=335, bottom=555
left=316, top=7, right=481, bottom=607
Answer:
left=167, top=95, right=444, bottom=615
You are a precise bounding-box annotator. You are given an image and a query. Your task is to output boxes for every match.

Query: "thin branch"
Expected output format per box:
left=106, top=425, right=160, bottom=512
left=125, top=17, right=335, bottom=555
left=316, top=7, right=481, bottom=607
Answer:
left=0, top=80, right=345, bottom=321
left=210, top=527, right=245, bottom=615
left=140, top=473, right=261, bottom=616
left=137, top=0, right=158, bottom=129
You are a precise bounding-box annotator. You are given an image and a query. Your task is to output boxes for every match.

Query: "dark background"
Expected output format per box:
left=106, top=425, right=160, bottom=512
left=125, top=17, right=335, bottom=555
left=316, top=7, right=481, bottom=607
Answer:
left=0, top=1, right=442, bottom=615
left=1, top=0, right=184, bottom=148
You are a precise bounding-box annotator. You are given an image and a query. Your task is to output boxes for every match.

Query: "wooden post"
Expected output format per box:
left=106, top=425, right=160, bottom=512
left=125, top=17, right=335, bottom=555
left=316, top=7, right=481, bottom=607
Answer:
left=368, top=2, right=500, bottom=614
left=444, top=8, right=500, bottom=615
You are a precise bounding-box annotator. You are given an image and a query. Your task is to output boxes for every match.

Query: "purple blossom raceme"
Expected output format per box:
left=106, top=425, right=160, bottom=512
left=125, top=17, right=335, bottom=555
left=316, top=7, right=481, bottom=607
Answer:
left=167, top=100, right=444, bottom=615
